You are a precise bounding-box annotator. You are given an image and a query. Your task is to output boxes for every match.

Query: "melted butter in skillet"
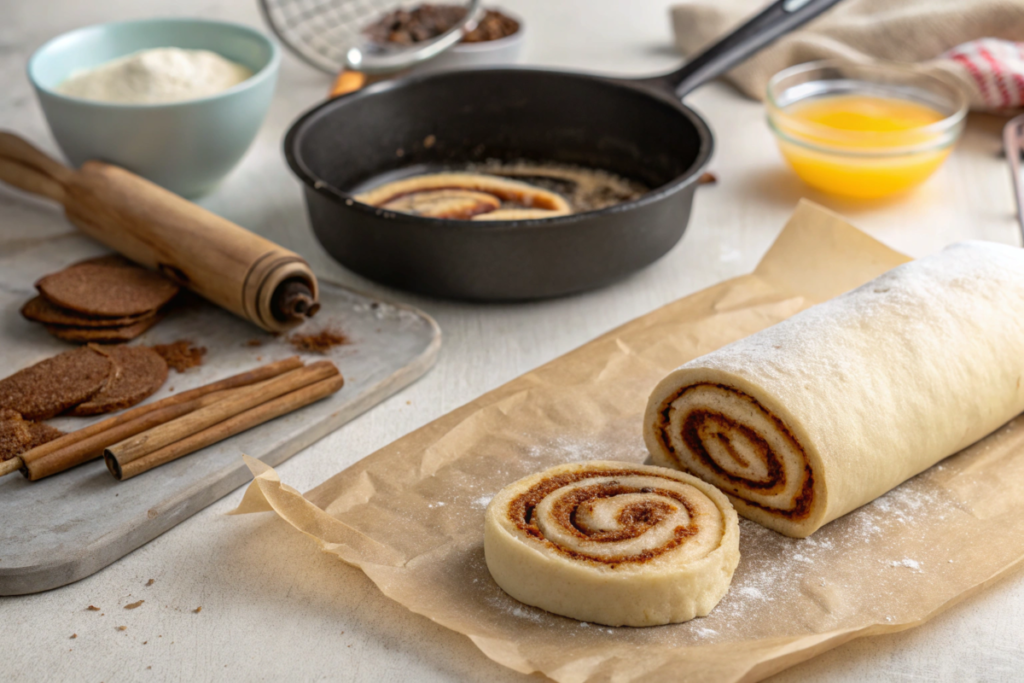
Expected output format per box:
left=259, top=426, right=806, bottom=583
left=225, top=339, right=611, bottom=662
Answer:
left=352, top=162, right=648, bottom=220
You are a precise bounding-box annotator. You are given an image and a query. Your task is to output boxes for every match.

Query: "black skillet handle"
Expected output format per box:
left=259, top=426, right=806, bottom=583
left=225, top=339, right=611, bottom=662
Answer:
left=663, top=0, right=844, bottom=99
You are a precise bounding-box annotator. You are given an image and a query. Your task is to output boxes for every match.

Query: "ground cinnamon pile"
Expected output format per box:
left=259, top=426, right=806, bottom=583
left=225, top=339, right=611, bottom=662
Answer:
left=152, top=341, right=207, bottom=373
left=288, top=329, right=349, bottom=354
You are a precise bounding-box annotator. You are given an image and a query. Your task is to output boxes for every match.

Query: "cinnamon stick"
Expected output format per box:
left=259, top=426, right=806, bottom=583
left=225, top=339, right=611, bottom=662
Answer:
left=8, top=356, right=303, bottom=481
left=0, top=458, right=20, bottom=477
left=108, top=374, right=345, bottom=481
left=105, top=360, right=339, bottom=469
left=22, top=385, right=262, bottom=481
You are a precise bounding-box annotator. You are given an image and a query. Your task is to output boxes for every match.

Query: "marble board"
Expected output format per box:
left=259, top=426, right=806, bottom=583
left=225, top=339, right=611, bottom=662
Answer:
left=0, top=232, right=441, bottom=595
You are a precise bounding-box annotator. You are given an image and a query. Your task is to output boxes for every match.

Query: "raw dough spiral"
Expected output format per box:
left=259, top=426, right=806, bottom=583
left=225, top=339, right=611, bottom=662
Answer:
left=484, top=461, right=739, bottom=626
left=649, top=383, right=815, bottom=525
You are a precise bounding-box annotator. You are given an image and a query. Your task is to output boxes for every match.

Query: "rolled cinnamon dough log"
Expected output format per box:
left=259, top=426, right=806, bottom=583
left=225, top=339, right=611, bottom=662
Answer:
left=644, top=241, right=1024, bottom=538
left=484, top=461, right=739, bottom=627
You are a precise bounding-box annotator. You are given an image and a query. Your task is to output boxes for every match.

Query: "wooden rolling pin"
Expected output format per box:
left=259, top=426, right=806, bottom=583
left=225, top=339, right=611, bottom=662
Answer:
left=0, top=132, right=319, bottom=333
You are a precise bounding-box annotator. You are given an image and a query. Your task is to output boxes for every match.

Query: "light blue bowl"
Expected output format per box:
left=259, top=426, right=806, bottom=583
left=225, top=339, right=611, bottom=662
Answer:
left=28, top=18, right=280, bottom=197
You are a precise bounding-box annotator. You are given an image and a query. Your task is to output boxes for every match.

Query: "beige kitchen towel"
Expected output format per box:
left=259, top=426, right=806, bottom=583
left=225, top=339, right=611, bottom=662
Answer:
left=672, top=0, right=1024, bottom=110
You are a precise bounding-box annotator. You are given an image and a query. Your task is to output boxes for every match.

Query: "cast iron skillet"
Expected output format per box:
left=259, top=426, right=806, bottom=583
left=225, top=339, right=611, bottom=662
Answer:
left=285, top=0, right=842, bottom=301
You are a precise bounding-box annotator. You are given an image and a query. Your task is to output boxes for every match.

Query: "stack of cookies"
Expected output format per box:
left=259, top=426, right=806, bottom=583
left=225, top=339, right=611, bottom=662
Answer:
left=0, top=344, right=169, bottom=462
left=21, top=255, right=179, bottom=343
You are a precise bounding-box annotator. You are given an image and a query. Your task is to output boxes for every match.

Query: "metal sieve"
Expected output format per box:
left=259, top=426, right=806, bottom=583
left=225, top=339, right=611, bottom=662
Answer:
left=258, top=0, right=480, bottom=74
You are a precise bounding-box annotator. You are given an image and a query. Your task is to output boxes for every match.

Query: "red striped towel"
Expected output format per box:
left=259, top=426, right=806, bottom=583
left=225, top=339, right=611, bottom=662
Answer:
left=672, top=0, right=1024, bottom=112
left=944, top=39, right=1024, bottom=110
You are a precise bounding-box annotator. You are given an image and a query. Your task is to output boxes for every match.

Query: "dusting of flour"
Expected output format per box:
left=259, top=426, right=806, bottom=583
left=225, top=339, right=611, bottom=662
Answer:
left=452, top=434, right=956, bottom=646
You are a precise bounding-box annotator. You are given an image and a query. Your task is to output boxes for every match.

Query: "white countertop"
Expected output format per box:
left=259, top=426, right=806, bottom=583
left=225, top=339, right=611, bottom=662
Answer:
left=3, top=0, right=1023, bottom=681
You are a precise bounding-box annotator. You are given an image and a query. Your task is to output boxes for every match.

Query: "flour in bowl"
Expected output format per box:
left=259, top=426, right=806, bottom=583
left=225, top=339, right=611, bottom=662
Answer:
left=57, top=48, right=252, bottom=104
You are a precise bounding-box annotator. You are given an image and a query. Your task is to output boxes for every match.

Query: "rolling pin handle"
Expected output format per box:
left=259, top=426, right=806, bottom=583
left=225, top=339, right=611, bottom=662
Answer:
left=0, top=133, right=74, bottom=204
left=1, top=133, right=321, bottom=333
left=272, top=279, right=319, bottom=323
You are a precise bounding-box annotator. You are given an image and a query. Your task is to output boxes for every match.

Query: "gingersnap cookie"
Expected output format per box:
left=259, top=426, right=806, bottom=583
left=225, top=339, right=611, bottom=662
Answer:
left=36, top=255, right=179, bottom=317
left=69, top=345, right=168, bottom=416
left=27, top=421, right=64, bottom=450
left=0, top=347, right=112, bottom=420
left=0, top=408, right=33, bottom=461
left=22, top=295, right=157, bottom=328
left=45, top=312, right=164, bottom=344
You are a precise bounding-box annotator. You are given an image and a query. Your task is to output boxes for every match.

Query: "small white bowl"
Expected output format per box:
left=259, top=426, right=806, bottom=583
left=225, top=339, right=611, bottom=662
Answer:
left=410, top=9, right=525, bottom=75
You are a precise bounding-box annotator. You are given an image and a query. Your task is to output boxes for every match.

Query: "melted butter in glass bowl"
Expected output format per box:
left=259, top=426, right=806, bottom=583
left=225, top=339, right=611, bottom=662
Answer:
left=766, top=61, right=968, bottom=200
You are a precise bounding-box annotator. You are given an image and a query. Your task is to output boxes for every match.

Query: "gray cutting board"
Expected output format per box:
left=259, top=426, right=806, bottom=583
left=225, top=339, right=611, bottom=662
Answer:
left=0, top=233, right=441, bottom=595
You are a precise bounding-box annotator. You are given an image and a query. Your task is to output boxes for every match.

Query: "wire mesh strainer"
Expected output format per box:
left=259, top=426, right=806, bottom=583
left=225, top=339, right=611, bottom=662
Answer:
left=259, top=0, right=480, bottom=74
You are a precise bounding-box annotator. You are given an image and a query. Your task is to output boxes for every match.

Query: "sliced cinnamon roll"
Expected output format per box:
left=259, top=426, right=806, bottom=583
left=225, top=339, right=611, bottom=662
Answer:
left=354, top=172, right=571, bottom=220
left=484, top=461, right=739, bottom=627
left=645, top=381, right=818, bottom=537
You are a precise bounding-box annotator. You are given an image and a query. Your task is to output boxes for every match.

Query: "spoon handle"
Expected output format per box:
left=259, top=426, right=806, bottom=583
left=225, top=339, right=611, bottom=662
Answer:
left=1004, top=115, right=1024, bottom=246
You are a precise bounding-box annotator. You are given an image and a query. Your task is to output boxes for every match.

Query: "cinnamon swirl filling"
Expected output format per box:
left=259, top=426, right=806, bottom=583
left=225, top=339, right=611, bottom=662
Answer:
left=653, top=384, right=814, bottom=520
left=354, top=172, right=572, bottom=220
left=484, top=461, right=740, bottom=626
left=507, top=468, right=723, bottom=566
left=507, top=471, right=716, bottom=565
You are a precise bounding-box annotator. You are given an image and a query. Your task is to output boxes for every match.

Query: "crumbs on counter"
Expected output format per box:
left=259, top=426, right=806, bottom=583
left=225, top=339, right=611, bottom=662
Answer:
left=288, top=329, right=350, bottom=354
left=193, top=606, right=202, bottom=613
left=87, top=605, right=100, bottom=611
left=70, top=634, right=77, bottom=639
left=124, top=600, right=144, bottom=609
left=152, top=340, right=207, bottom=372
left=116, top=625, right=127, bottom=631
left=146, top=578, right=155, bottom=586
left=698, top=171, right=718, bottom=185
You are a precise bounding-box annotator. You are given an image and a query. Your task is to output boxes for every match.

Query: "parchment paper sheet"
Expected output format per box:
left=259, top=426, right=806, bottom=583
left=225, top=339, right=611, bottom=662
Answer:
left=234, top=200, right=1024, bottom=682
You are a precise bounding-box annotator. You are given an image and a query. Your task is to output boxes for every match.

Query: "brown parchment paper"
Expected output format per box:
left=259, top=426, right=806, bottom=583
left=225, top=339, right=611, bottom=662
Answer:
left=233, top=199, right=1024, bottom=682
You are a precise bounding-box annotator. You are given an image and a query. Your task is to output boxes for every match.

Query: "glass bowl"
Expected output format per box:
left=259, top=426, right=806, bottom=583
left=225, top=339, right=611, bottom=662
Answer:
left=766, top=60, right=968, bottom=199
